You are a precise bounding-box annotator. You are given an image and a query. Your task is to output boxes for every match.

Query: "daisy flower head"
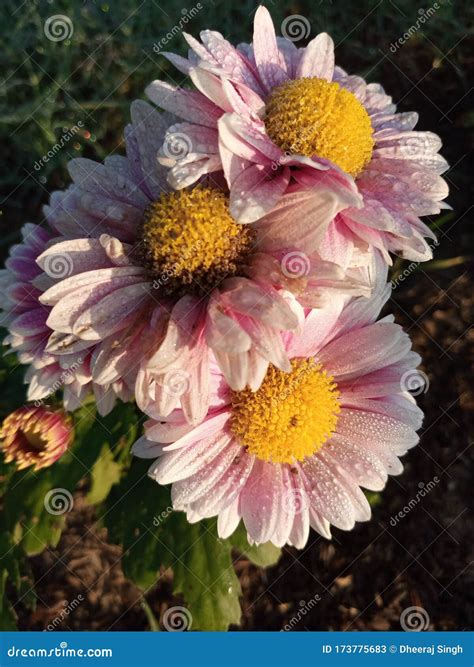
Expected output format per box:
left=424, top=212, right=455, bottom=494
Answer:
left=133, top=281, right=424, bottom=548
left=38, top=101, right=372, bottom=425
left=147, top=5, right=449, bottom=265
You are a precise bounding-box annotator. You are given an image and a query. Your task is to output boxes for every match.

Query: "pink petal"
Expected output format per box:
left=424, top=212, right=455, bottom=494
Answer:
left=230, top=163, right=291, bottom=223
left=241, top=460, right=283, bottom=544
left=72, top=282, right=150, bottom=340
left=217, top=496, right=242, bottom=539
left=189, top=67, right=234, bottom=112
left=318, top=322, right=412, bottom=381
left=252, top=6, right=288, bottom=92
left=150, top=430, right=232, bottom=483
left=296, top=33, right=334, bottom=80
left=161, top=410, right=231, bottom=452
left=218, top=113, right=281, bottom=163
left=146, top=80, right=221, bottom=127
left=302, top=456, right=356, bottom=531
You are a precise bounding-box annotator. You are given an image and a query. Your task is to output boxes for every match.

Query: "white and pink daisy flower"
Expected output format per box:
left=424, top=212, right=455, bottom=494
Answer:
left=147, top=5, right=449, bottom=265
left=0, top=223, right=113, bottom=412
left=133, top=283, right=423, bottom=548
left=38, top=100, right=373, bottom=424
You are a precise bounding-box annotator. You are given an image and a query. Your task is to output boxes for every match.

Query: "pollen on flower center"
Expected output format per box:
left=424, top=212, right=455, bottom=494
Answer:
left=137, top=186, right=256, bottom=297
left=265, top=77, right=374, bottom=177
left=230, top=358, right=340, bottom=464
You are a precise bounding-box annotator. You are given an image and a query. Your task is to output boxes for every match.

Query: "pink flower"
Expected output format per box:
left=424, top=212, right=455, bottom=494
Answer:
left=0, top=224, right=115, bottom=412
left=39, top=100, right=373, bottom=425
left=0, top=406, right=73, bottom=471
left=133, top=282, right=424, bottom=548
left=147, top=6, right=449, bottom=265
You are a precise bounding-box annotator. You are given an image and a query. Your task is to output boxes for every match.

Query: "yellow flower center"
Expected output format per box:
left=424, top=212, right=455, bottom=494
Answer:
left=138, top=186, right=255, bottom=297
left=265, top=77, right=374, bottom=177
left=230, top=359, right=340, bottom=464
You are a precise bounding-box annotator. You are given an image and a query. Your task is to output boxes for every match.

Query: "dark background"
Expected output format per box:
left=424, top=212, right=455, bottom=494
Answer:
left=1, top=0, right=472, bottom=630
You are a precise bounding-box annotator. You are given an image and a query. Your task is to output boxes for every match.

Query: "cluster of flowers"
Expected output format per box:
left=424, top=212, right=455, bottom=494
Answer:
left=0, top=8, right=448, bottom=547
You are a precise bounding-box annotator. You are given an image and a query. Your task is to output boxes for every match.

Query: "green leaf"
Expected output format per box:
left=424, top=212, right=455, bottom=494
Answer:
left=365, top=490, right=382, bottom=508
left=170, top=519, right=242, bottom=631
left=103, top=459, right=243, bottom=630
left=0, top=569, right=17, bottom=630
left=102, top=458, right=172, bottom=590
left=5, top=468, right=67, bottom=555
left=229, top=524, right=282, bottom=568
left=0, top=526, right=33, bottom=630
left=86, top=443, right=123, bottom=505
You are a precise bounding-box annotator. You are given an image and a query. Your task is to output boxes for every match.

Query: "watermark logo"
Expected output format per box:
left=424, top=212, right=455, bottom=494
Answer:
left=34, top=358, right=84, bottom=407
left=390, top=240, right=439, bottom=289
left=282, top=595, right=322, bottom=630
left=162, top=369, right=191, bottom=397
left=390, top=476, right=440, bottom=526
left=44, top=15, right=74, bottom=42
left=162, top=606, right=192, bottom=631
left=400, top=369, right=430, bottom=396
left=153, top=506, right=173, bottom=527
left=33, top=122, right=84, bottom=172
left=44, top=488, right=74, bottom=515
left=281, top=15, right=310, bottom=42
left=282, top=488, right=309, bottom=516
left=43, top=252, right=74, bottom=279
left=400, top=606, right=430, bottom=631
left=162, top=132, right=193, bottom=161
left=45, top=595, right=84, bottom=631
left=390, top=4, right=441, bottom=52
left=153, top=4, right=203, bottom=53
left=281, top=251, right=311, bottom=279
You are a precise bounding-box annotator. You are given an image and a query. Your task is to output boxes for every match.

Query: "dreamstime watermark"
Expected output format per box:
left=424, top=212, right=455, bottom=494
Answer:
left=282, top=488, right=309, bottom=516
left=400, top=606, right=430, bottom=631
left=162, top=605, right=193, bottom=631
left=34, top=358, right=84, bottom=407
left=161, top=131, right=193, bottom=161
left=389, top=4, right=441, bottom=53
left=42, top=251, right=74, bottom=278
left=272, top=357, right=318, bottom=405
left=282, top=595, right=322, bottom=631
left=33, top=121, right=84, bottom=171
left=153, top=4, right=203, bottom=53
left=281, top=15, right=310, bottom=42
left=151, top=238, right=205, bottom=290
left=44, top=595, right=84, bottom=631
left=390, top=239, right=439, bottom=289
left=270, top=124, right=316, bottom=171
left=161, top=369, right=191, bottom=397
left=7, top=643, right=112, bottom=659
left=153, top=506, right=173, bottom=527
left=44, top=15, right=74, bottom=42
left=281, top=251, right=311, bottom=279
left=400, top=369, right=430, bottom=396
left=44, top=488, right=74, bottom=515
left=390, top=476, right=440, bottom=526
